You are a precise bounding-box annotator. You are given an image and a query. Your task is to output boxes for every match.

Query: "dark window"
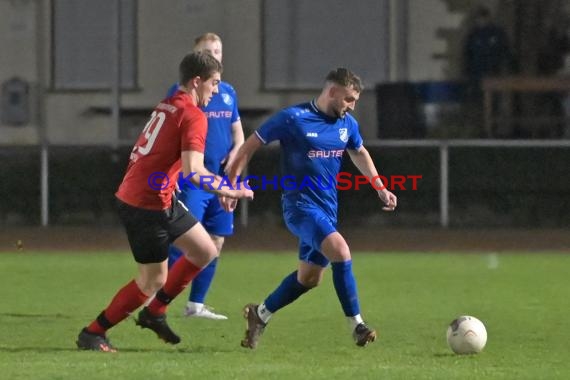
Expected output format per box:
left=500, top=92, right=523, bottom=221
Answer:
left=52, top=0, right=137, bottom=90
left=263, top=0, right=389, bottom=89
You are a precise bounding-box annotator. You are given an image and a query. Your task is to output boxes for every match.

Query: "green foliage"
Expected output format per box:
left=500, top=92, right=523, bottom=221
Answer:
left=0, top=251, right=569, bottom=379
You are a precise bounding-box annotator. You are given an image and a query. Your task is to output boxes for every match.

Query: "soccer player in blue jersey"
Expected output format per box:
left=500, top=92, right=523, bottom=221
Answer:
left=167, top=33, right=244, bottom=320
left=225, top=67, right=398, bottom=348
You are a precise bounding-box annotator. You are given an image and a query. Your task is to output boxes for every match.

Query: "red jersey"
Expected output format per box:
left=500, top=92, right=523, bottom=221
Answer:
left=116, top=91, right=206, bottom=210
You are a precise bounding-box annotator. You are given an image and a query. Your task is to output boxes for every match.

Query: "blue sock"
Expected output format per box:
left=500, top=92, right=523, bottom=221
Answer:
left=189, top=258, right=218, bottom=304
left=264, top=271, right=309, bottom=312
left=331, top=260, right=360, bottom=317
left=167, top=245, right=184, bottom=269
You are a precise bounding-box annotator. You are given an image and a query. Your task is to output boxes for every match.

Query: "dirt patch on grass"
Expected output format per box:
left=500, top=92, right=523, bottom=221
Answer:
left=1, top=225, right=569, bottom=253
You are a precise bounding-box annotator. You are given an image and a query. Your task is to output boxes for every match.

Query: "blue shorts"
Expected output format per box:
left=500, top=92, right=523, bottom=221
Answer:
left=282, top=199, right=337, bottom=268
left=178, top=188, right=234, bottom=237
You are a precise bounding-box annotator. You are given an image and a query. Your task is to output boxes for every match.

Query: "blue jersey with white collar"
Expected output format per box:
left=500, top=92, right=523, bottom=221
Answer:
left=167, top=81, right=240, bottom=175
left=256, top=100, right=363, bottom=220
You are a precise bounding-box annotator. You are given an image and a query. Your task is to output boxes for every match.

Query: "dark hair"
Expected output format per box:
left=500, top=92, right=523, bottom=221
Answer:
left=179, top=51, right=223, bottom=85
left=325, top=67, right=363, bottom=92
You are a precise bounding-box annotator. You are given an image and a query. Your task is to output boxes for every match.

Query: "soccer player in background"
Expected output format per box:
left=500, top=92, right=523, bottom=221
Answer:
left=225, top=68, right=397, bottom=349
left=76, top=52, right=253, bottom=352
left=167, top=33, right=244, bottom=320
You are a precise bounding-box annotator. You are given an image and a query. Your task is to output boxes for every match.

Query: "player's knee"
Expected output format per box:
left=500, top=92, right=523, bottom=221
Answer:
left=151, top=277, right=167, bottom=292
left=298, top=272, right=324, bottom=288
left=322, top=233, right=352, bottom=261
left=327, top=241, right=351, bottom=261
left=300, top=277, right=321, bottom=288
left=185, top=241, right=218, bottom=267
left=336, top=244, right=351, bottom=261
left=210, top=235, right=225, bottom=254
left=206, top=241, right=219, bottom=259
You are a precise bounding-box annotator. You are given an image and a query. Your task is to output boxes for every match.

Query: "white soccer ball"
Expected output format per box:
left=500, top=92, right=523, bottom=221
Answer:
left=446, top=315, right=487, bottom=354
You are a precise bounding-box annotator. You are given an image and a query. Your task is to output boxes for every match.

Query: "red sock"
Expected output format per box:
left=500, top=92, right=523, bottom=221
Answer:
left=147, top=256, right=202, bottom=315
left=87, top=280, right=148, bottom=335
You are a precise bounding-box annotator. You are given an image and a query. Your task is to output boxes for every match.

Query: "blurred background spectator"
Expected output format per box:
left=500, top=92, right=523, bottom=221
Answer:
left=463, top=5, right=514, bottom=101
left=537, top=15, right=570, bottom=137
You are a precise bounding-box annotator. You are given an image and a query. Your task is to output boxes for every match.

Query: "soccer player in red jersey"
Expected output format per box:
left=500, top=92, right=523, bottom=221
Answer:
left=76, top=52, right=253, bottom=352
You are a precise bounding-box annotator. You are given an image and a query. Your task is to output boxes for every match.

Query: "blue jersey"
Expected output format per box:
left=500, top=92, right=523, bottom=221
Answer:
left=167, top=81, right=240, bottom=175
left=256, top=100, right=363, bottom=220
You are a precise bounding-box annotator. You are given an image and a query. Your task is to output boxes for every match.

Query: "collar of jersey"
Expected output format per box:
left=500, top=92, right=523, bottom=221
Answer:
left=310, top=99, right=339, bottom=121
left=175, top=89, right=197, bottom=106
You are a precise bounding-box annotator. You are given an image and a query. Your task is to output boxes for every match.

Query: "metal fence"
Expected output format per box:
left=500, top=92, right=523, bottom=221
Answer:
left=1, top=140, right=569, bottom=228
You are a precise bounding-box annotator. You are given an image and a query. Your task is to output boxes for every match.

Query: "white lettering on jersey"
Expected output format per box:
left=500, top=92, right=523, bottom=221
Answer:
left=204, top=110, right=233, bottom=118
left=307, top=149, right=344, bottom=158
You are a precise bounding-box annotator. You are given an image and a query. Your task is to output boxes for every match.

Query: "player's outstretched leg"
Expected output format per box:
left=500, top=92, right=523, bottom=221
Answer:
left=240, top=271, right=310, bottom=349
left=135, top=256, right=202, bottom=344
left=77, top=279, right=149, bottom=352
left=331, top=260, right=378, bottom=347
left=138, top=223, right=218, bottom=344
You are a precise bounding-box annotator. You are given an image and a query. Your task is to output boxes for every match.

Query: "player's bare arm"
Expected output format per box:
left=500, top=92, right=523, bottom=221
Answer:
left=182, top=150, right=253, bottom=200
left=226, top=133, right=264, bottom=184
left=220, top=133, right=263, bottom=212
left=222, top=120, right=245, bottom=170
left=218, top=119, right=245, bottom=212
left=347, top=146, right=397, bottom=212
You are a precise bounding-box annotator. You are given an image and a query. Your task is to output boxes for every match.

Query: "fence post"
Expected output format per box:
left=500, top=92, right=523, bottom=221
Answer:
left=440, top=143, right=449, bottom=227
left=40, top=145, right=49, bottom=226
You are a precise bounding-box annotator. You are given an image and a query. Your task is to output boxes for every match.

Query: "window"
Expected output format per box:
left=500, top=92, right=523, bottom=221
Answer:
left=52, top=0, right=137, bottom=90
left=263, top=0, right=390, bottom=89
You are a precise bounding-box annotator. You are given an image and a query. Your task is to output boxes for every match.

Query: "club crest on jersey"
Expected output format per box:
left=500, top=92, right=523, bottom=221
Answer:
left=222, top=93, right=233, bottom=106
left=339, top=128, right=348, bottom=143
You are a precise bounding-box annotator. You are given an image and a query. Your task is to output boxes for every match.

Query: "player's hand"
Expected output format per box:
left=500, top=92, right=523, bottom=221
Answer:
left=219, top=196, right=238, bottom=212
left=222, top=150, right=239, bottom=174
left=236, top=187, right=254, bottom=200
left=378, top=189, right=397, bottom=211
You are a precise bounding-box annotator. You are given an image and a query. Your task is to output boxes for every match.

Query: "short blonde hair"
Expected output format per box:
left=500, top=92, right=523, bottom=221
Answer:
left=193, top=32, right=222, bottom=51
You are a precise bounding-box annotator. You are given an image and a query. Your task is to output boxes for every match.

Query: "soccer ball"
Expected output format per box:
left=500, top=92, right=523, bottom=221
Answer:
left=446, top=315, right=487, bottom=354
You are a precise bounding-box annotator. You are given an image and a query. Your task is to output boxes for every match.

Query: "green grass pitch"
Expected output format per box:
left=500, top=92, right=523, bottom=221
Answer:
left=0, top=251, right=568, bottom=379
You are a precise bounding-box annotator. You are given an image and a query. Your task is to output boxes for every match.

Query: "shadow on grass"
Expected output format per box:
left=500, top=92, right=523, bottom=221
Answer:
left=0, top=313, right=74, bottom=319
left=433, top=352, right=460, bottom=357
left=0, top=345, right=241, bottom=354
left=0, top=346, right=194, bottom=353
